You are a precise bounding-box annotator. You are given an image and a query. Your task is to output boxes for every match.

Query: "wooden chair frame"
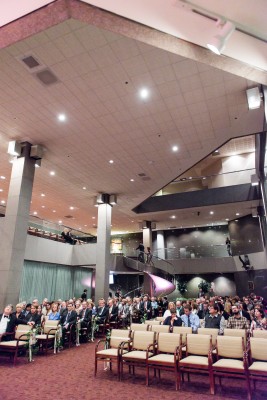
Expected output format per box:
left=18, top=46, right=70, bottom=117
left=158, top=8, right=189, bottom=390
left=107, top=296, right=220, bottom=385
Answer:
left=95, top=329, right=131, bottom=380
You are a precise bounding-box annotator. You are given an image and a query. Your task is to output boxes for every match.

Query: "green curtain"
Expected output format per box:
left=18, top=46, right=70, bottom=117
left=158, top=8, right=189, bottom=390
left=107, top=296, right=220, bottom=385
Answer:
left=20, top=260, right=92, bottom=302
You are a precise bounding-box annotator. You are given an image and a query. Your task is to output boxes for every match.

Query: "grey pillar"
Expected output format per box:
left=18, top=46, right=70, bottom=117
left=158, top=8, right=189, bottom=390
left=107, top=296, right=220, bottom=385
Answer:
left=0, top=142, right=35, bottom=309
left=143, top=225, right=152, bottom=250
left=95, top=203, right=112, bottom=301
left=157, top=230, right=165, bottom=259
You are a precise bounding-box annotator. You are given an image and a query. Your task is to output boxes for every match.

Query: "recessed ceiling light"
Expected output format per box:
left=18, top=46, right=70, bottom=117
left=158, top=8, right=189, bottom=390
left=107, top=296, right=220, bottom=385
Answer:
left=140, top=88, right=149, bottom=99
left=82, top=186, right=86, bottom=190
left=53, top=210, right=56, bottom=213
left=202, top=177, right=206, bottom=180
left=210, top=211, right=214, bottom=215
left=50, top=171, right=55, bottom=176
left=33, top=211, right=37, bottom=215
left=1, top=200, right=5, bottom=204
left=0, top=176, right=6, bottom=180
left=69, top=206, right=74, bottom=210
left=41, top=193, right=45, bottom=197
left=58, top=220, right=62, bottom=224
left=130, top=179, right=134, bottom=182
left=109, top=160, right=114, bottom=164
left=225, top=218, right=229, bottom=221
left=170, top=215, right=176, bottom=219
left=189, top=177, right=192, bottom=180
left=235, top=219, right=238, bottom=222
left=236, top=213, right=240, bottom=216
left=58, top=114, right=66, bottom=122
left=41, top=205, right=45, bottom=208
left=92, top=217, right=95, bottom=219
left=172, top=145, right=178, bottom=152
left=78, top=227, right=81, bottom=230
left=84, top=224, right=87, bottom=227
left=0, top=189, right=3, bottom=192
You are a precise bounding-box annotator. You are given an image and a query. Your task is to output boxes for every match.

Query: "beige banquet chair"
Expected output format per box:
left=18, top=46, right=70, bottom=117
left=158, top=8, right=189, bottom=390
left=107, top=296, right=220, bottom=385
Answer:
left=248, top=337, right=267, bottom=392
left=95, top=328, right=131, bottom=380
left=0, top=325, right=32, bottom=366
left=212, top=335, right=251, bottom=399
left=35, top=320, right=59, bottom=355
left=120, top=330, right=156, bottom=380
left=178, top=334, right=214, bottom=394
left=146, top=332, right=181, bottom=390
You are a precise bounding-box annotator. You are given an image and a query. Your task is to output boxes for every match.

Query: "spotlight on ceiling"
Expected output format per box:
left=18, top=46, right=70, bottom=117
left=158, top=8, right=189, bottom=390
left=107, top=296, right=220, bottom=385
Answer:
left=207, top=20, right=235, bottom=55
left=246, top=87, right=262, bottom=110
left=7, top=140, right=22, bottom=156
left=35, top=159, right=41, bottom=168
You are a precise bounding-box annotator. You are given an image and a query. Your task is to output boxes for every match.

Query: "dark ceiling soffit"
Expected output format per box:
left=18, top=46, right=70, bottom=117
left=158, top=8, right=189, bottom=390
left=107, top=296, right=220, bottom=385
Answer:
left=132, top=184, right=260, bottom=214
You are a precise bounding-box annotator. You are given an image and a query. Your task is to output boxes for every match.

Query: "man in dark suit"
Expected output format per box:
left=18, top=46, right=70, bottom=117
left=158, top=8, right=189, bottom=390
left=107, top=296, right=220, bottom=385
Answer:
left=96, top=299, right=109, bottom=324
left=163, top=309, right=182, bottom=331
left=0, top=305, right=18, bottom=341
left=140, top=295, right=152, bottom=319
left=108, top=299, right=118, bottom=322
left=24, top=305, right=41, bottom=326
left=60, top=303, right=77, bottom=346
left=59, top=301, right=68, bottom=318
left=78, top=302, right=92, bottom=328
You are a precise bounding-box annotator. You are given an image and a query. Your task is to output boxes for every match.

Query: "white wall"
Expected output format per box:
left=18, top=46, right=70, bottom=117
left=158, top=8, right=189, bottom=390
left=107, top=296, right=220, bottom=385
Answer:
left=25, top=235, right=96, bottom=266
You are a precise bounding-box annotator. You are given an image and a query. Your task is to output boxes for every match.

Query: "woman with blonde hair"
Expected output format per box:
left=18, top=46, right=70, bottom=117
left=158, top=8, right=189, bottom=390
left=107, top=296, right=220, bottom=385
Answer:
left=162, top=301, right=176, bottom=321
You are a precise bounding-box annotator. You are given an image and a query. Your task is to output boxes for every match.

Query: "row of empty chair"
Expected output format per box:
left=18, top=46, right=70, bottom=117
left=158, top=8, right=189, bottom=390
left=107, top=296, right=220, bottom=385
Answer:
left=28, top=227, right=65, bottom=242
left=95, top=325, right=267, bottom=399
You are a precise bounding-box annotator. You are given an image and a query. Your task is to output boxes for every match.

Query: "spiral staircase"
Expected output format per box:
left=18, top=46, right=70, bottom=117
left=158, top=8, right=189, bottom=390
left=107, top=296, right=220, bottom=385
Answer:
left=112, top=253, right=176, bottom=297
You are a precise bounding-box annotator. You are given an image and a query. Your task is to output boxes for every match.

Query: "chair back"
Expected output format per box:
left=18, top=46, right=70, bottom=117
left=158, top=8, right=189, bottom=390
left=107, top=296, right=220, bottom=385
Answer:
left=186, top=334, right=211, bottom=356
left=132, top=330, right=155, bottom=351
left=130, top=323, right=148, bottom=332
left=157, top=333, right=181, bottom=354
left=224, top=328, right=247, bottom=344
left=198, top=328, right=218, bottom=347
left=43, top=320, right=59, bottom=334
left=149, top=325, right=169, bottom=333
left=145, top=320, right=161, bottom=325
left=252, top=330, right=267, bottom=339
left=172, top=326, right=192, bottom=345
left=15, top=325, right=32, bottom=340
left=109, top=329, right=130, bottom=348
left=156, top=317, right=164, bottom=322
left=216, top=335, right=244, bottom=359
left=250, top=337, right=267, bottom=361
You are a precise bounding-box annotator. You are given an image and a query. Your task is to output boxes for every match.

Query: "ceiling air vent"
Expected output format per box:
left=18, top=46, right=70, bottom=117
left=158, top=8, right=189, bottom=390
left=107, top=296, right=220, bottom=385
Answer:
left=36, top=69, right=59, bottom=85
left=142, top=176, right=151, bottom=181
left=21, top=55, right=40, bottom=69
left=64, top=215, right=74, bottom=219
left=138, top=173, right=146, bottom=177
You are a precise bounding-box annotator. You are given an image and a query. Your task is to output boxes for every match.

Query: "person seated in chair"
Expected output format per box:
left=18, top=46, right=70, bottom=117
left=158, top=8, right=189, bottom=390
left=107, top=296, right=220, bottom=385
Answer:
left=23, top=305, right=42, bottom=327
left=48, top=303, right=60, bottom=321
left=108, top=299, right=118, bottom=323
left=0, top=305, right=19, bottom=341
left=61, top=228, right=78, bottom=245
left=60, top=303, right=77, bottom=346
left=203, top=304, right=225, bottom=334
left=95, top=299, right=109, bottom=324
left=78, top=301, right=92, bottom=328
left=163, top=308, right=182, bottom=331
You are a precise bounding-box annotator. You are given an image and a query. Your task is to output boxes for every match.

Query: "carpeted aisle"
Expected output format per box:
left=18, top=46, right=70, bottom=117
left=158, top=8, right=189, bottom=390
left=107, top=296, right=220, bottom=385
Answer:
left=0, top=342, right=266, bottom=400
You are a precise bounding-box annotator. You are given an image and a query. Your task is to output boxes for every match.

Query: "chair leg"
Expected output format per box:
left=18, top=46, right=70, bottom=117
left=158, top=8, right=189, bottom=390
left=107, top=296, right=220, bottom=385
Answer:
left=245, top=375, right=251, bottom=400
left=146, top=365, right=149, bottom=387
left=209, top=371, right=215, bottom=395
left=94, top=358, right=97, bottom=376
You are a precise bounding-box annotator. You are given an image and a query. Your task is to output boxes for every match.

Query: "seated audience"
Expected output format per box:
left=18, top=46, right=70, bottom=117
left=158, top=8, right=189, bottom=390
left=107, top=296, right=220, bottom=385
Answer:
left=227, top=304, right=250, bottom=330
left=181, top=305, right=200, bottom=332
left=108, top=298, right=118, bottom=322
left=48, top=303, right=60, bottom=320
left=60, top=303, right=77, bottom=346
left=61, top=228, right=79, bottom=245
left=95, top=299, right=108, bottom=323
left=250, top=308, right=267, bottom=332
left=24, top=305, right=42, bottom=327
left=163, top=301, right=175, bottom=320
left=163, top=308, right=182, bottom=331
left=203, top=304, right=225, bottom=334
left=78, top=301, right=92, bottom=328
left=0, top=305, right=19, bottom=341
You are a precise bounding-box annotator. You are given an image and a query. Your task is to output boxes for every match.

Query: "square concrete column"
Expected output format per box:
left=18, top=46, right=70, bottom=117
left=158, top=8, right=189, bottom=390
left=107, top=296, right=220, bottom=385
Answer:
left=95, top=203, right=112, bottom=301
left=157, top=230, right=165, bottom=259
left=0, top=143, right=35, bottom=309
